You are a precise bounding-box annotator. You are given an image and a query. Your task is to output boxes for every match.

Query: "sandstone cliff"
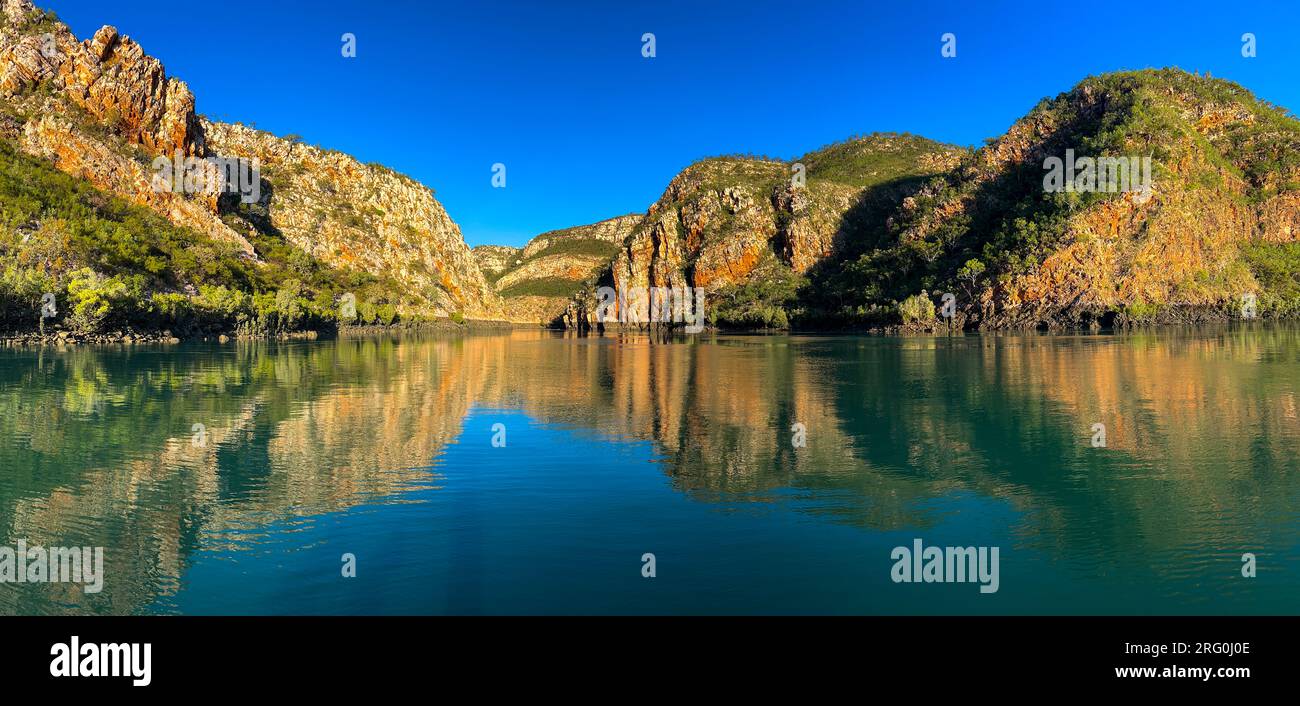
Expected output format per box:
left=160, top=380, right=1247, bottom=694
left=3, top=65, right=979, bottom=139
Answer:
left=0, top=3, right=247, bottom=254
left=0, top=0, right=501, bottom=324
left=203, top=121, right=501, bottom=318
left=842, top=69, right=1300, bottom=330
left=488, top=214, right=640, bottom=324
left=563, top=135, right=964, bottom=329
left=563, top=71, right=1300, bottom=331
left=5, top=0, right=1299, bottom=335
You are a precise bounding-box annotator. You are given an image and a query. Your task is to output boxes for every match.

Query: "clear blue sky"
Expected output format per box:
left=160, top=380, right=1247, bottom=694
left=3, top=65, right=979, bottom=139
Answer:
left=44, top=0, right=1300, bottom=247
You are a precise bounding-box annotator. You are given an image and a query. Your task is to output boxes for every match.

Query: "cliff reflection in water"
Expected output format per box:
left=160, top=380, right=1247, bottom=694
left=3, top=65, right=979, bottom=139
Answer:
left=1, top=326, right=1297, bottom=614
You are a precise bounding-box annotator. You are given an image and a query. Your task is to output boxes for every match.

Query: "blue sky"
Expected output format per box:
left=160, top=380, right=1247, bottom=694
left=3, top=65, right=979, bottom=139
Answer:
left=45, top=0, right=1300, bottom=247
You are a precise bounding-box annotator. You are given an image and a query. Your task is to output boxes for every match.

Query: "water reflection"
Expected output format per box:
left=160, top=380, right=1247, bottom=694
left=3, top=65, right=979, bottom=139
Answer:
left=1, top=326, right=1297, bottom=614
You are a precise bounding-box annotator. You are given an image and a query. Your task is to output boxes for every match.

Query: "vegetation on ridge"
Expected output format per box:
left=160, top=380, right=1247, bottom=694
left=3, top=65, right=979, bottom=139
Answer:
left=801, top=69, right=1300, bottom=328
left=0, top=137, right=419, bottom=337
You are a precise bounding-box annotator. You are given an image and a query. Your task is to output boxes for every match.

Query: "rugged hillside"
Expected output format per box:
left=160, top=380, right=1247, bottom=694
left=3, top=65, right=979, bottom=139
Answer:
left=0, top=2, right=240, bottom=251
left=831, top=69, right=1300, bottom=330
left=0, top=0, right=499, bottom=340
left=472, top=244, right=520, bottom=283
left=562, top=71, right=1300, bottom=332
left=203, top=121, right=500, bottom=319
left=486, top=214, right=640, bottom=324
left=563, top=134, right=964, bottom=329
left=4, top=0, right=1297, bottom=338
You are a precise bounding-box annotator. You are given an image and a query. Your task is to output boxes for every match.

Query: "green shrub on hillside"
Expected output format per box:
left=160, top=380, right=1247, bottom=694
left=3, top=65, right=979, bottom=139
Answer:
left=815, top=69, right=1300, bottom=324
left=65, top=268, right=135, bottom=333
left=898, top=293, right=936, bottom=324
left=1242, top=242, right=1300, bottom=317
left=500, top=277, right=586, bottom=298
left=801, top=133, right=959, bottom=188
left=713, top=260, right=805, bottom=329
left=521, top=239, right=619, bottom=263
left=0, top=265, right=54, bottom=328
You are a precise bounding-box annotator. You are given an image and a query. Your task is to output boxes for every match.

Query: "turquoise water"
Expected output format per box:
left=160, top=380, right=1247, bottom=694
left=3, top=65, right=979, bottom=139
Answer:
left=1, top=328, right=1298, bottom=614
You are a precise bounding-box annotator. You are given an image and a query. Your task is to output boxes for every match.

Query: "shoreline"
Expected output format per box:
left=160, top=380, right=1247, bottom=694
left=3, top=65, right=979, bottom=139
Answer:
left=0, top=318, right=518, bottom=347
left=2, top=315, right=1292, bottom=348
left=5, top=304, right=1294, bottom=351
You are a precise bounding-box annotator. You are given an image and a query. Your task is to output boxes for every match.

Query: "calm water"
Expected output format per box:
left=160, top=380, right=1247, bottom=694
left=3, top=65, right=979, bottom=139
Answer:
left=1, top=327, right=1297, bottom=615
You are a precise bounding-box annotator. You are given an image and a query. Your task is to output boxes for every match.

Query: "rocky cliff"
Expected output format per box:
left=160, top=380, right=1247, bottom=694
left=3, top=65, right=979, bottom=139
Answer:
left=563, top=71, right=1300, bottom=331
left=0, top=2, right=247, bottom=254
left=5, top=0, right=1298, bottom=335
left=563, top=135, right=964, bottom=329
left=203, top=121, right=501, bottom=318
left=0, top=3, right=201, bottom=156
left=487, top=214, right=640, bottom=324
left=0, top=0, right=501, bottom=327
left=831, top=69, right=1300, bottom=330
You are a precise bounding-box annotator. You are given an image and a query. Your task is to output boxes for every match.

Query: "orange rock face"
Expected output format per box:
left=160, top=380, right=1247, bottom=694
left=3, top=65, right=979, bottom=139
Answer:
left=0, top=2, right=202, bottom=157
